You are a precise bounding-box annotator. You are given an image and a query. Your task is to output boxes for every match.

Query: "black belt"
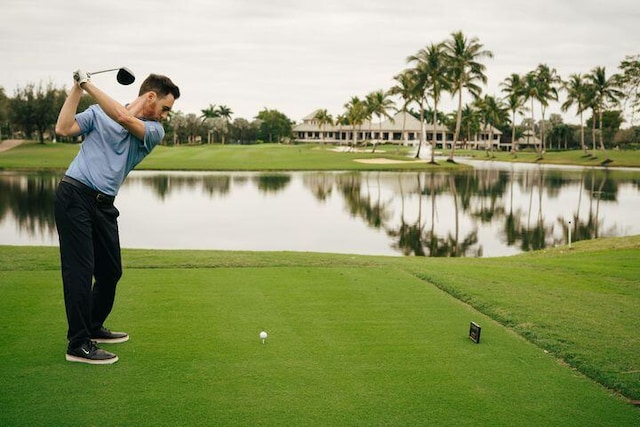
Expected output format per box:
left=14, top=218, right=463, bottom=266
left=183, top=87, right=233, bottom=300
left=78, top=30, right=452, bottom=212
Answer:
left=61, top=176, right=115, bottom=204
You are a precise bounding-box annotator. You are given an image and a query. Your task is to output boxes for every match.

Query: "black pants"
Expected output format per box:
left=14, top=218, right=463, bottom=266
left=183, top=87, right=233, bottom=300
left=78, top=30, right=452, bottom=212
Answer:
left=54, top=179, right=122, bottom=349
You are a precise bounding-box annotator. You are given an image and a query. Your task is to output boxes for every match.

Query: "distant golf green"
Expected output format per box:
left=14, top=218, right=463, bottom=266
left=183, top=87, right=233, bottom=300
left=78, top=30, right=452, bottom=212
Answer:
left=1, top=240, right=639, bottom=425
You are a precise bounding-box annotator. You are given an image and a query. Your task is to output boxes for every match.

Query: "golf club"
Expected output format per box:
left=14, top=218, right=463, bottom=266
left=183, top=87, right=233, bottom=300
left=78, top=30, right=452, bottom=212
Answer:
left=89, top=67, right=136, bottom=85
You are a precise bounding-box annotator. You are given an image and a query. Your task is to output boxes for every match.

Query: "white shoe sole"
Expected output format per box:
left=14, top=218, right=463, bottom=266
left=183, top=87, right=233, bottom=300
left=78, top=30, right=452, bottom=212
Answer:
left=65, top=354, right=119, bottom=365
left=92, top=335, right=130, bottom=344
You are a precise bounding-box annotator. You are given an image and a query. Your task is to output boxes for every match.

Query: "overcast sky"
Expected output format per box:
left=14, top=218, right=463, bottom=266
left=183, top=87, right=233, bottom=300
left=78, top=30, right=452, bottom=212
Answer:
left=2, top=0, right=639, bottom=125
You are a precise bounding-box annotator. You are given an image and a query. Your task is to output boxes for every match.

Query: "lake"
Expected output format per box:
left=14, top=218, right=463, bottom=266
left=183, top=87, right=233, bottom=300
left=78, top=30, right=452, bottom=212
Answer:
left=0, top=162, right=638, bottom=257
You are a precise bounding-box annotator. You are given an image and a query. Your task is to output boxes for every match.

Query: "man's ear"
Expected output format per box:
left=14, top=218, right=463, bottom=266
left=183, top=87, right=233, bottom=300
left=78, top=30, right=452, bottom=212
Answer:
left=146, top=91, right=157, bottom=102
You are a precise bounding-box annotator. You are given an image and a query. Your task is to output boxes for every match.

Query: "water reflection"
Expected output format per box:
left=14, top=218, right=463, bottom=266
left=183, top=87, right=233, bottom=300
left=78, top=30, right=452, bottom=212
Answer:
left=0, top=166, right=638, bottom=257
left=0, top=172, right=60, bottom=245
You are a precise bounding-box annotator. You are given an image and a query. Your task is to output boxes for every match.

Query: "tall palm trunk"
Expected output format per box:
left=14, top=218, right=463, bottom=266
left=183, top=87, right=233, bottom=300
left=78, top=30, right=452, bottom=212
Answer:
left=580, top=110, right=587, bottom=154
left=448, top=87, right=463, bottom=161
left=401, top=111, right=407, bottom=145
left=466, top=123, right=471, bottom=149
left=598, top=108, right=605, bottom=150
left=598, top=107, right=610, bottom=160
left=351, top=124, right=358, bottom=150
left=373, top=121, right=383, bottom=153
left=510, top=109, right=518, bottom=156
left=448, top=175, right=460, bottom=256
left=431, top=104, right=438, bottom=164
left=415, top=99, right=425, bottom=159
left=488, top=126, right=494, bottom=156
left=540, top=105, right=547, bottom=155
left=591, top=108, right=597, bottom=151
left=529, top=97, right=536, bottom=152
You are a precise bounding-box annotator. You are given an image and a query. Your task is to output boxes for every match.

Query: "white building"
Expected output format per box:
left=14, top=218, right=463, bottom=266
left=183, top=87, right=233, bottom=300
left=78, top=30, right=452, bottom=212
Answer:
left=515, top=130, right=541, bottom=150
left=293, top=110, right=507, bottom=150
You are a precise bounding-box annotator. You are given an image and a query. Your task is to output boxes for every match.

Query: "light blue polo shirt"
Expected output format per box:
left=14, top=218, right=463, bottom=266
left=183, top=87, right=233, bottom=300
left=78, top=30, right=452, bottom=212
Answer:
left=65, top=104, right=164, bottom=196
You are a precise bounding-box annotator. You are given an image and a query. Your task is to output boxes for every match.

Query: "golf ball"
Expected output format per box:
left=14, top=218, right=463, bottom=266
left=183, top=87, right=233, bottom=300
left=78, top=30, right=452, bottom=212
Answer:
left=259, top=331, right=268, bottom=340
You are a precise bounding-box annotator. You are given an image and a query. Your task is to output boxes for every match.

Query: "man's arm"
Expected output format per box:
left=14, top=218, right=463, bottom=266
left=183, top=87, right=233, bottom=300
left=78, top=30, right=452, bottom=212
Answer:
left=55, top=84, right=83, bottom=137
left=79, top=81, right=147, bottom=140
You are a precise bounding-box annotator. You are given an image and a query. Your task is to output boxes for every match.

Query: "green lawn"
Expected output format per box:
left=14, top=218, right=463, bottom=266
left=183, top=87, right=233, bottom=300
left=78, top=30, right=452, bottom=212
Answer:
left=2, top=141, right=639, bottom=424
left=0, top=141, right=461, bottom=171
left=461, top=148, right=640, bottom=168
left=1, top=240, right=639, bottom=425
left=3, top=140, right=640, bottom=170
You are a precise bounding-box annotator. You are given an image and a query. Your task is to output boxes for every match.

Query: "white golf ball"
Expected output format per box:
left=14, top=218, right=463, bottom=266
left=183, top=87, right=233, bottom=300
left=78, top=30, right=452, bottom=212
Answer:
left=259, top=331, right=268, bottom=340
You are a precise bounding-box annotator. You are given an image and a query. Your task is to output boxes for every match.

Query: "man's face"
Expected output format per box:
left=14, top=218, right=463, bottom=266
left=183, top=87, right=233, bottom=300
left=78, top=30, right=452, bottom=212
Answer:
left=143, top=92, right=176, bottom=121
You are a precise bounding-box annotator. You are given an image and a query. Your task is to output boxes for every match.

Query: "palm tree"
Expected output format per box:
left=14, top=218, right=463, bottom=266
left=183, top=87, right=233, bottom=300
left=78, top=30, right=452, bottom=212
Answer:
left=314, top=109, right=333, bottom=144
left=362, top=94, right=372, bottom=145
left=334, top=113, right=348, bottom=145
left=443, top=31, right=493, bottom=162
left=200, top=104, right=220, bottom=144
left=547, top=122, right=573, bottom=149
left=581, top=82, right=598, bottom=151
left=404, top=67, right=429, bottom=159
left=344, top=96, right=367, bottom=149
left=532, top=64, right=561, bottom=154
left=561, top=74, right=589, bottom=154
left=460, top=104, right=481, bottom=148
left=585, top=66, right=624, bottom=157
left=408, top=42, right=450, bottom=163
left=217, top=105, right=233, bottom=144
left=366, top=90, right=395, bottom=153
left=389, top=70, right=418, bottom=146
left=476, top=95, right=508, bottom=156
left=500, top=73, right=526, bottom=155
left=521, top=71, right=541, bottom=154
left=618, top=55, right=640, bottom=131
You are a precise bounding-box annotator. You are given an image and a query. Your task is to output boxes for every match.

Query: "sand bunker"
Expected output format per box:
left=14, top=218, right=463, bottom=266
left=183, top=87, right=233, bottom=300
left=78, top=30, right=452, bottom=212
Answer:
left=0, top=139, right=25, bottom=152
left=353, top=158, right=427, bottom=164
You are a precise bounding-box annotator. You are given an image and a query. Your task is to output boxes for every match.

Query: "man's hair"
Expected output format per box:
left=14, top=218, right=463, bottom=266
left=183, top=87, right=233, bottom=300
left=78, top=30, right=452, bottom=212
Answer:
left=139, top=74, right=180, bottom=100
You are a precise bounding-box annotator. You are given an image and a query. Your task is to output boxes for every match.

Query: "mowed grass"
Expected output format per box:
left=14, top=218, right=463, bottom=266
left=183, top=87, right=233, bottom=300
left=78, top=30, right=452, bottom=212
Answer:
left=0, top=141, right=459, bottom=171
left=2, top=140, right=640, bottom=170
left=460, top=148, right=640, bottom=168
left=1, top=241, right=639, bottom=426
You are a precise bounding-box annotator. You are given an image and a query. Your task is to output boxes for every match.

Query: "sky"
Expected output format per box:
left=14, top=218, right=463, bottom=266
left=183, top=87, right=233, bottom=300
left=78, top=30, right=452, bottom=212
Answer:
left=2, top=0, right=639, bottom=125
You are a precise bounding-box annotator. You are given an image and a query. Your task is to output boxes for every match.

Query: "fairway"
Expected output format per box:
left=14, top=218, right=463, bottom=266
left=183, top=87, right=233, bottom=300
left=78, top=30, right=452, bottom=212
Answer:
left=1, top=252, right=638, bottom=425
left=2, top=142, right=640, bottom=171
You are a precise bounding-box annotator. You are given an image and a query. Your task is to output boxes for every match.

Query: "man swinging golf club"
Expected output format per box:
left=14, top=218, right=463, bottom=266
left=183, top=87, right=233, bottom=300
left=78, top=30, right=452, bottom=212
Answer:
left=54, top=69, right=180, bottom=364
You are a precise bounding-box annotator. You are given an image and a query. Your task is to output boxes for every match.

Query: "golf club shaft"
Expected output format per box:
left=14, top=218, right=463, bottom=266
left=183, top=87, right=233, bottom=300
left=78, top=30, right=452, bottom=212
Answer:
left=90, top=68, right=121, bottom=75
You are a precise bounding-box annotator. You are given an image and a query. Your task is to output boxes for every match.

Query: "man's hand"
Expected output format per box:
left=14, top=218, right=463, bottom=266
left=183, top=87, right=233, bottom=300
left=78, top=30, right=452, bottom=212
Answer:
left=73, top=70, right=91, bottom=87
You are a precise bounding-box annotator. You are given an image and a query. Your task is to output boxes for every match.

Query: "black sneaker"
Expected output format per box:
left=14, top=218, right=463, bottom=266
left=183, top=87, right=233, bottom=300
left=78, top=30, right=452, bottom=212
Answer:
left=66, top=341, right=118, bottom=365
left=91, top=326, right=129, bottom=344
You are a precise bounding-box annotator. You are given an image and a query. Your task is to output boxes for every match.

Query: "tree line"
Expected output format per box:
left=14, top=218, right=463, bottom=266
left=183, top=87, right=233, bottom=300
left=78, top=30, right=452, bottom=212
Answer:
left=0, top=84, right=294, bottom=145
left=169, top=106, right=293, bottom=145
left=315, top=32, right=639, bottom=161
left=1, top=31, right=638, bottom=152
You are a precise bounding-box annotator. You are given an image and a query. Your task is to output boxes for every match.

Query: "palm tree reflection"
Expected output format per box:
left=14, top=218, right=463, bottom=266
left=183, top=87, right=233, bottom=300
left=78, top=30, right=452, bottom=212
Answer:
left=0, top=167, right=634, bottom=257
left=335, top=173, right=392, bottom=229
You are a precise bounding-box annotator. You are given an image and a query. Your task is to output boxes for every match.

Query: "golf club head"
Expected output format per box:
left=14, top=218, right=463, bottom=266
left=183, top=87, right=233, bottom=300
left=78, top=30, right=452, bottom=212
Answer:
left=90, top=67, right=136, bottom=86
left=116, top=67, right=135, bottom=85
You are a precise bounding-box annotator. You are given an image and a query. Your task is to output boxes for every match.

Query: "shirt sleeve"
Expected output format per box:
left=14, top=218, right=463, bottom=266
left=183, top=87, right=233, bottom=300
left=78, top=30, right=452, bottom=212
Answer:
left=141, top=121, right=165, bottom=153
left=75, top=105, right=97, bottom=134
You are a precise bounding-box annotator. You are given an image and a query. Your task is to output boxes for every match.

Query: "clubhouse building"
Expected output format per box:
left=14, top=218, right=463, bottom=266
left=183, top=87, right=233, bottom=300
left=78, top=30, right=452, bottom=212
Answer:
left=293, top=110, right=510, bottom=151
